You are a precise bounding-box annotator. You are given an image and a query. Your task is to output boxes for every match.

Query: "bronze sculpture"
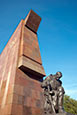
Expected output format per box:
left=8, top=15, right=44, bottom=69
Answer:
left=41, top=72, right=65, bottom=114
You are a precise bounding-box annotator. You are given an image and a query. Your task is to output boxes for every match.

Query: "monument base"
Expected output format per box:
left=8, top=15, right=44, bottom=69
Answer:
left=43, top=112, right=75, bottom=115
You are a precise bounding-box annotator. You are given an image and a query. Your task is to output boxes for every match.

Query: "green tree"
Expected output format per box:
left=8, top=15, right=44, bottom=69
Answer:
left=64, top=95, right=77, bottom=114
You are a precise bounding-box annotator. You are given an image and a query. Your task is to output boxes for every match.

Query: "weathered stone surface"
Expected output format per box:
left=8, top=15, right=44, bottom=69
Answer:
left=0, top=20, right=23, bottom=115
left=20, top=26, right=42, bottom=64
left=0, top=10, right=45, bottom=115
left=18, top=10, right=45, bottom=77
left=25, top=9, right=41, bottom=33
left=18, top=56, right=45, bottom=77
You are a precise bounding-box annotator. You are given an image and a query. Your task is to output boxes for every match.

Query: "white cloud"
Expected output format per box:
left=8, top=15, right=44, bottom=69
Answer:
left=65, top=89, right=77, bottom=100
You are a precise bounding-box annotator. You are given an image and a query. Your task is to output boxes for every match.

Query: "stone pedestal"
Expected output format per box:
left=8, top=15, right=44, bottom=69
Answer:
left=0, top=10, right=45, bottom=115
left=55, top=113, right=75, bottom=115
left=43, top=112, right=75, bottom=115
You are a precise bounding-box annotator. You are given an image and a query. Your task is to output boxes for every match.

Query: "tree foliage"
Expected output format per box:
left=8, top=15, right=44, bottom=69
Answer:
left=64, top=95, right=77, bottom=114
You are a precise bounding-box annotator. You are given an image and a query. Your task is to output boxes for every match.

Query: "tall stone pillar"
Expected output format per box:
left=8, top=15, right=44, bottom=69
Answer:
left=0, top=10, right=45, bottom=115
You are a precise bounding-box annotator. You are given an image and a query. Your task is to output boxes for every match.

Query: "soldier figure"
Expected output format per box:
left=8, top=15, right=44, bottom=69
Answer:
left=41, top=72, right=65, bottom=114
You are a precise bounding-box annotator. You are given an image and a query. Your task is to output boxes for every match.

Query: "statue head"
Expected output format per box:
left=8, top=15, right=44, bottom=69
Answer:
left=55, top=72, right=62, bottom=79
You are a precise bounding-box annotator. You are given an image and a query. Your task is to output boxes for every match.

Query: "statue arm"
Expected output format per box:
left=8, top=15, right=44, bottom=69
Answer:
left=41, top=80, right=47, bottom=88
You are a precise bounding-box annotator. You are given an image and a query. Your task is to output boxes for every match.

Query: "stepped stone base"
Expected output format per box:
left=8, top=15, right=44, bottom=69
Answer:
left=43, top=112, right=75, bottom=115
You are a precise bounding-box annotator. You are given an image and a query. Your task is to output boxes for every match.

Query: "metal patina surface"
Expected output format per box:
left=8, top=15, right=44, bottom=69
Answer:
left=41, top=72, right=65, bottom=114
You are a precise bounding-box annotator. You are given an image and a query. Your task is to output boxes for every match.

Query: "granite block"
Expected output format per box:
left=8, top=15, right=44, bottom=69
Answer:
left=18, top=56, right=45, bottom=77
left=20, top=26, right=42, bottom=64
left=0, top=10, right=45, bottom=115
left=11, top=104, right=23, bottom=115
left=24, top=9, right=41, bottom=33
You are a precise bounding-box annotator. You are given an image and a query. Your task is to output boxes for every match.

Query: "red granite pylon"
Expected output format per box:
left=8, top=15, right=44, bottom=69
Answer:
left=0, top=10, right=45, bottom=115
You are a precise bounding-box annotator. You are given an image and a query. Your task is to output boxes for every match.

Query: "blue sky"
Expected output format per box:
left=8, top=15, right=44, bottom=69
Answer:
left=0, top=0, right=77, bottom=100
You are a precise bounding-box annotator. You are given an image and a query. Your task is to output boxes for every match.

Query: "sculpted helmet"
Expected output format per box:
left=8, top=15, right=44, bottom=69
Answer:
left=56, top=72, right=62, bottom=78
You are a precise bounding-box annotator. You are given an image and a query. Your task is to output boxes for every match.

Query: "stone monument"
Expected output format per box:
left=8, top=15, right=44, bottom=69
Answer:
left=0, top=10, right=45, bottom=115
left=0, top=10, right=75, bottom=115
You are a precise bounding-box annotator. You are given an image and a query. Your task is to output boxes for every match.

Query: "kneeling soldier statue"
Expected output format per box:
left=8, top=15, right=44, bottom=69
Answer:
left=41, top=72, right=65, bottom=114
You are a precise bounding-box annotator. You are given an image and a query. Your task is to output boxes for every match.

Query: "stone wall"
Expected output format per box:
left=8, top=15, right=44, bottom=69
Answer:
left=0, top=10, right=45, bottom=115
